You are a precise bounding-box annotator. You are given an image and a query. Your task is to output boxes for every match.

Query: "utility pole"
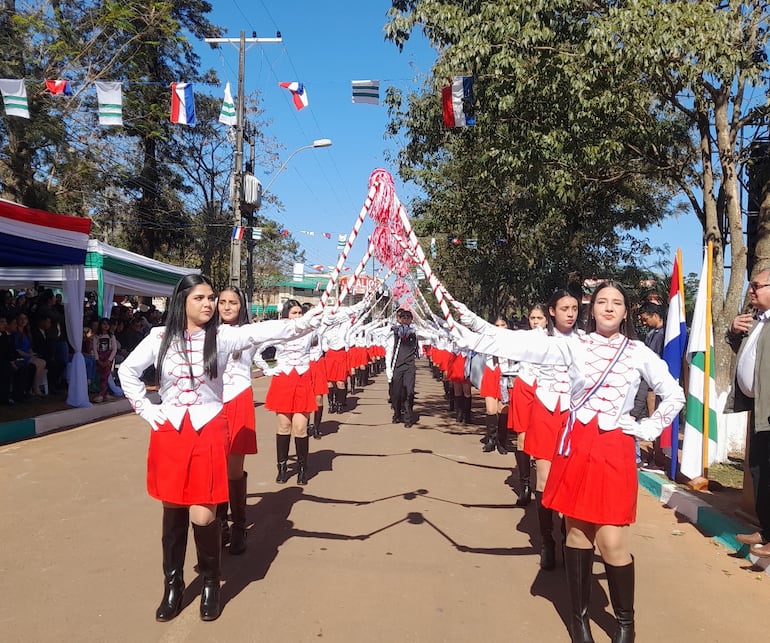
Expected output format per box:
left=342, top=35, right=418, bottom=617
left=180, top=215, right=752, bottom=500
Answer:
left=204, top=30, right=281, bottom=288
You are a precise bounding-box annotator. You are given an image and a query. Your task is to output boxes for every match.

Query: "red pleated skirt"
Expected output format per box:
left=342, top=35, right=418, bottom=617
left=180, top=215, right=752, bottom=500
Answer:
left=310, top=356, right=330, bottom=396
left=543, top=416, right=638, bottom=525
left=523, top=397, right=568, bottom=460
left=432, top=348, right=450, bottom=372
left=147, top=411, right=229, bottom=505
left=351, top=346, right=367, bottom=369
left=223, top=386, right=257, bottom=455
left=508, top=378, right=536, bottom=431
left=265, top=368, right=318, bottom=414
left=325, top=348, right=349, bottom=382
left=479, top=365, right=501, bottom=399
left=447, top=353, right=467, bottom=383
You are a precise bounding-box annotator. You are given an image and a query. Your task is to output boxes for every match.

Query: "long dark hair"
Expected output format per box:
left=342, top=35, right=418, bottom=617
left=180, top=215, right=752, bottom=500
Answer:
left=281, top=299, right=302, bottom=319
left=546, top=289, right=580, bottom=336
left=157, top=274, right=219, bottom=384
left=216, top=286, right=249, bottom=326
left=586, top=281, right=637, bottom=339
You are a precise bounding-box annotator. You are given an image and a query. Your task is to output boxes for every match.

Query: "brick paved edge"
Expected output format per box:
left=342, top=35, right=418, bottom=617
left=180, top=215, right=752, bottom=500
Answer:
left=638, top=470, right=770, bottom=574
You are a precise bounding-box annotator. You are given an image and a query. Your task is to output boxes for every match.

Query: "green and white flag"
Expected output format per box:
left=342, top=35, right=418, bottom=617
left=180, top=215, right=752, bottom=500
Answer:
left=680, top=252, right=719, bottom=479
left=94, top=81, right=123, bottom=126
left=0, top=79, right=30, bottom=119
left=351, top=80, right=379, bottom=105
left=219, top=82, right=236, bottom=126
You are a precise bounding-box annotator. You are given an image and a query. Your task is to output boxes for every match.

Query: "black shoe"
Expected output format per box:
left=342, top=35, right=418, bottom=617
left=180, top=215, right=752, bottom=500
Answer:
left=297, top=464, right=308, bottom=485
left=404, top=420, right=413, bottom=428
left=192, top=522, right=222, bottom=621
left=496, top=442, right=508, bottom=455
left=516, top=480, right=532, bottom=507
left=276, top=461, right=289, bottom=483
left=155, top=507, right=189, bottom=622
left=482, top=439, right=496, bottom=453
left=392, top=414, right=403, bottom=424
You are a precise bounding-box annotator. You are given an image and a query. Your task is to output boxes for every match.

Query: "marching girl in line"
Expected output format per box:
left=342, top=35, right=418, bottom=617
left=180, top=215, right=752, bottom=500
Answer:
left=507, top=303, right=549, bottom=506
left=303, top=302, right=328, bottom=440
left=322, top=307, right=353, bottom=414
left=260, top=299, right=319, bottom=485
left=447, top=341, right=473, bottom=424
left=525, top=290, right=581, bottom=570
left=453, top=282, right=684, bottom=643
left=118, top=275, right=323, bottom=623
left=215, top=286, right=257, bottom=556
left=480, top=316, right=513, bottom=454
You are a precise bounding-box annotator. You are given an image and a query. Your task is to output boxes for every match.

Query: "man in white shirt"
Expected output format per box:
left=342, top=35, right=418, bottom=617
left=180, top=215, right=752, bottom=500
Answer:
left=726, top=268, right=770, bottom=555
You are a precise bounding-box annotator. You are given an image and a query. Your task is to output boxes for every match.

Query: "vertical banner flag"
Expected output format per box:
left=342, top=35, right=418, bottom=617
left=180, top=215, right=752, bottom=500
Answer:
left=252, top=226, right=263, bottom=241
left=337, top=234, right=346, bottom=250
left=278, top=81, right=309, bottom=110
left=680, top=248, right=719, bottom=480
left=45, top=80, right=73, bottom=96
left=170, top=82, right=196, bottom=125
left=0, top=79, right=30, bottom=118
left=351, top=80, right=380, bottom=105
left=293, top=262, right=304, bottom=282
left=442, top=76, right=475, bottom=128
left=430, top=237, right=437, bottom=258
left=662, top=249, right=688, bottom=476
left=232, top=226, right=244, bottom=240
left=219, top=81, right=236, bottom=126
left=95, top=81, right=123, bottom=126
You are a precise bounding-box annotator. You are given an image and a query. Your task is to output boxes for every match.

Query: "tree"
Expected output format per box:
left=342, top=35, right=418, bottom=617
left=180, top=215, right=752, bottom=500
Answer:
left=384, top=1, right=686, bottom=319
left=249, top=220, right=304, bottom=319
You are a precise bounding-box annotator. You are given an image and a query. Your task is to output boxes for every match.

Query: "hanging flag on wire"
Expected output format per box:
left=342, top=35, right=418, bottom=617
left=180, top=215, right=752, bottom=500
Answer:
left=323, top=232, right=332, bottom=239
left=232, top=226, right=244, bottom=240
left=337, top=234, right=346, bottom=250
left=278, top=81, right=309, bottom=110
left=0, top=79, right=30, bottom=119
left=218, top=82, right=236, bottom=126
left=293, top=262, right=304, bottom=282
left=95, top=81, right=123, bottom=126
left=170, top=82, right=196, bottom=125
left=680, top=245, right=719, bottom=480
left=662, top=250, right=688, bottom=477
left=252, top=227, right=263, bottom=241
left=312, top=264, right=325, bottom=271
left=45, top=80, right=72, bottom=96
left=465, top=238, right=478, bottom=250
left=430, top=237, right=437, bottom=258
left=351, top=80, right=379, bottom=105
left=442, top=76, right=475, bottom=128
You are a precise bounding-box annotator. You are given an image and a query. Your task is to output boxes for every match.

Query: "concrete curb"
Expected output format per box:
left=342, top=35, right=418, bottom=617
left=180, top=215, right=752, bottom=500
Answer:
left=0, top=393, right=160, bottom=444
left=638, top=469, right=770, bottom=574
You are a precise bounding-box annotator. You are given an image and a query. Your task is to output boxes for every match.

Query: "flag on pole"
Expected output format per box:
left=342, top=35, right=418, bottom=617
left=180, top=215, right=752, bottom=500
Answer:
left=278, top=81, right=309, bottom=110
left=442, top=76, right=475, bottom=127
left=351, top=80, right=379, bottom=104
left=662, top=250, right=688, bottom=472
left=95, top=81, right=123, bottom=126
left=218, top=82, right=236, bottom=126
left=170, top=82, right=196, bottom=125
left=680, top=249, right=719, bottom=479
left=0, top=79, right=30, bottom=118
left=45, top=80, right=73, bottom=96
left=232, top=226, right=244, bottom=240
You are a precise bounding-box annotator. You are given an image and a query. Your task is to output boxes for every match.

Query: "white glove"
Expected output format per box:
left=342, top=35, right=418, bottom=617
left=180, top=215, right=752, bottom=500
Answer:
left=321, top=308, right=350, bottom=327
left=138, top=402, right=167, bottom=431
left=264, top=366, right=280, bottom=377
left=619, top=415, right=662, bottom=442
left=295, top=305, right=324, bottom=331
left=454, top=302, right=486, bottom=332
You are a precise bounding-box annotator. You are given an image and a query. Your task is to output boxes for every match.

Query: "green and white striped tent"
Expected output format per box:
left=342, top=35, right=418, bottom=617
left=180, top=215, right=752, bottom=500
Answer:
left=85, top=240, right=199, bottom=316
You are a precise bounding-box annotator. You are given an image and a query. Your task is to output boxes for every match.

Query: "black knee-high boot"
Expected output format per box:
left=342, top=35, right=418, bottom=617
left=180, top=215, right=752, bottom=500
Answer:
left=447, top=384, right=454, bottom=410
left=295, top=435, right=309, bottom=485
left=605, top=558, right=635, bottom=643
left=156, top=507, right=189, bottom=622
left=328, top=387, right=337, bottom=414
left=276, top=434, right=291, bottom=483
left=339, top=385, right=348, bottom=412
left=535, top=491, right=556, bottom=570
left=192, top=521, right=222, bottom=621
left=564, top=546, right=595, bottom=643
left=228, top=472, right=248, bottom=555
left=215, top=500, right=230, bottom=547
left=464, top=395, right=472, bottom=423
left=483, top=413, right=497, bottom=452
left=313, top=407, right=323, bottom=439
left=496, top=413, right=509, bottom=455
left=514, top=449, right=532, bottom=506
left=455, top=395, right=465, bottom=422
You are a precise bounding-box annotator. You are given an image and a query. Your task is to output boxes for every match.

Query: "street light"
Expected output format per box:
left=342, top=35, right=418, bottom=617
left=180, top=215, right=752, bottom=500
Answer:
left=245, top=138, right=332, bottom=305
left=262, top=138, right=333, bottom=194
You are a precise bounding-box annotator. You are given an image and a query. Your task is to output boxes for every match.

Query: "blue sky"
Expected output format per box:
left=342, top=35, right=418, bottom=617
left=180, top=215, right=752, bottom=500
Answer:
left=200, top=0, right=706, bottom=284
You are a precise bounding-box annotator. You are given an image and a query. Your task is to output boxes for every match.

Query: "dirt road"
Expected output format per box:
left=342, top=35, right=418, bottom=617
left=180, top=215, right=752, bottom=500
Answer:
left=1, top=361, right=766, bottom=642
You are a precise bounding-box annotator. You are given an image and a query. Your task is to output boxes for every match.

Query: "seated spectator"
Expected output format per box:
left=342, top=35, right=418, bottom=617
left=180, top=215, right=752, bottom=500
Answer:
left=30, top=313, right=65, bottom=394
left=13, top=312, right=47, bottom=396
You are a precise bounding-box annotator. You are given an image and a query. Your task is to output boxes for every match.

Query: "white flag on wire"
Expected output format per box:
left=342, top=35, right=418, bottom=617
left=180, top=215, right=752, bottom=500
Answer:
left=95, top=81, right=123, bottom=126
left=0, top=79, right=30, bottom=119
